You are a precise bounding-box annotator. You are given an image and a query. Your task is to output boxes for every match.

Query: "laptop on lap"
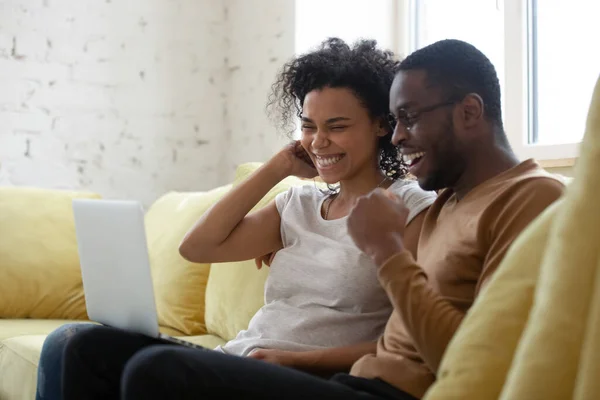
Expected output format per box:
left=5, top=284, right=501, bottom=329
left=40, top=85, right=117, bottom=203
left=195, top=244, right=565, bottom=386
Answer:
left=72, top=199, right=203, bottom=350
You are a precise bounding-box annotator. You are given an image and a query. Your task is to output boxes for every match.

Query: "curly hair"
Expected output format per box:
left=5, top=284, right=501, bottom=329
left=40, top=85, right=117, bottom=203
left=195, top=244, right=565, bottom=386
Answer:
left=398, top=39, right=504, bottom=131
left=267, top=37, right=408, bottom=180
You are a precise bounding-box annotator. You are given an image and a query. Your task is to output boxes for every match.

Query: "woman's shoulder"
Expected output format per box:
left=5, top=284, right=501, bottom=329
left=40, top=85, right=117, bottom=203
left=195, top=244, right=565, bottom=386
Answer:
left=288, top=183, right=327, bottom=200
left=388, top=178, right=437, bottom=220
left=389, top=178, right=429, bottom=194
left=276, top=183, right=326, bottom=212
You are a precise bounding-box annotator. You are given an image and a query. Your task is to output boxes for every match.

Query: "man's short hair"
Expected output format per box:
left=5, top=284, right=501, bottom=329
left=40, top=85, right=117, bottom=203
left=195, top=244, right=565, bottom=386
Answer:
left=398, top=39, right=503, bottom=130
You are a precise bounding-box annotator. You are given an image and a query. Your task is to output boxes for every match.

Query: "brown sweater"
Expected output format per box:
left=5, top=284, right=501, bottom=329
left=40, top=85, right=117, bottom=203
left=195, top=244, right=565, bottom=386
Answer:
left=350, top=159, right=565, bottom=399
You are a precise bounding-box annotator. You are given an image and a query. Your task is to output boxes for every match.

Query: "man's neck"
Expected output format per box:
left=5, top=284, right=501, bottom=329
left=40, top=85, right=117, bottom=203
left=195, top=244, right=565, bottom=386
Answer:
left=452, top=142, right=520, bottom=200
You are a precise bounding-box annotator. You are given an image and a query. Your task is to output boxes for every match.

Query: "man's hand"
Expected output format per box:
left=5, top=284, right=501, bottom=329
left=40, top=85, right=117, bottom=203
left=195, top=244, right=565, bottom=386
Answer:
left=347, top=188, right=409, bottom=266
left=248, top=348, right=299, bottom=368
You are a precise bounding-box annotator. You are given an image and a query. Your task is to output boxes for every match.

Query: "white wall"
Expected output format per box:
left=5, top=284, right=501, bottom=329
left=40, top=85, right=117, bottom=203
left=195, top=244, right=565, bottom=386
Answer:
left=0, top=0, right=297, bottom=206
left=295, top=0, right=395, bottom=55
left=222, top=0, right=295, bottom=179
left=0, top=0, right=230, bottom=206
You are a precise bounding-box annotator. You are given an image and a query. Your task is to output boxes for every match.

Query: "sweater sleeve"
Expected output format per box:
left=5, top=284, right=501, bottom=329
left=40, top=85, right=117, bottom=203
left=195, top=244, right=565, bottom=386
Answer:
left=376, top=177, right=565, bottom=373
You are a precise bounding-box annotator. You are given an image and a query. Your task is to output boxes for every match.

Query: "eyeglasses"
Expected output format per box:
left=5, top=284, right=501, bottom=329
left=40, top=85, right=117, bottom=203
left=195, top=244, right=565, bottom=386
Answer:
left=393, top=100, right=457, bottom=131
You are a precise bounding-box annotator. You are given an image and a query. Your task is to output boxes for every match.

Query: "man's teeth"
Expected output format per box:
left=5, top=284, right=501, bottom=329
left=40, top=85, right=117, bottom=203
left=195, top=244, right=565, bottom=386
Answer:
left=315, top=155, right=344, bottom=167
left=402, top=152, right=425, bottom=166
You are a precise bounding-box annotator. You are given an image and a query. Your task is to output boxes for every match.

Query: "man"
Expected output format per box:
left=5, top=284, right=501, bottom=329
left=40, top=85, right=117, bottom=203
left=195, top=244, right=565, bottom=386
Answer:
left=77, top=39, right=566, bottom=399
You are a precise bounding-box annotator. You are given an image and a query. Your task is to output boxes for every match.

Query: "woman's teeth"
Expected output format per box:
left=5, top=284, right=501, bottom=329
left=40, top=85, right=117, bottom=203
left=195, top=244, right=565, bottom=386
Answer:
left=402, top=151, right=425, bottom=166
left=315, top=155, right=344, bottom=168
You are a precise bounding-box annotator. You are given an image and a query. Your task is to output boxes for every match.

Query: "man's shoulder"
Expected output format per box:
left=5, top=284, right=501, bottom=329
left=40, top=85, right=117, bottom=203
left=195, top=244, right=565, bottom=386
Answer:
left=495, top=166, right=565, bottom=203
left=481, top=160, right=565, bottom=203
left=431, top=162, right=565, bottom=214
left=483, top=168, right=565, bottom=230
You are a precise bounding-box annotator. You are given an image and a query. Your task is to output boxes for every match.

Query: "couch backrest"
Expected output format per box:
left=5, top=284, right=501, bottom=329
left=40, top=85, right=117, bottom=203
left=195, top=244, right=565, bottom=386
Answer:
left=0, top=187, right=100, bottom=319
left=144, top=185, right=231, bottom=336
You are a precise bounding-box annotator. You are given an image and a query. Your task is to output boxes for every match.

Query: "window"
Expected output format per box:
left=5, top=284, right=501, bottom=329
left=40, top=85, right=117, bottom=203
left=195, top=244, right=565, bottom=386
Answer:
left=295, top=0, right=395, bottom=56
left=412, top=0, right=505, bottom=108
left=530, top=0, right=600, bottom=146
left=406, top=0, right=600, bottom=161
left=295, top=0, right=599, bottom=161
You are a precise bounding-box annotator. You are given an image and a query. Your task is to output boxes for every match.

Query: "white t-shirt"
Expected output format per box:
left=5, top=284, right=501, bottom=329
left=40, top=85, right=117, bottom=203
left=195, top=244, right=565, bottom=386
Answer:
left=217, top=179, right=437, bottom=356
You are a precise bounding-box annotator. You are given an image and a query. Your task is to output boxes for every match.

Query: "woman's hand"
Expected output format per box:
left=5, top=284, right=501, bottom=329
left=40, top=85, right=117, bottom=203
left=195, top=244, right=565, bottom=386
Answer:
left=269, top=141, right=318, bottom=179
left=248, top=348, right=300, bottom=368
left=248, top=341, right=377, bottom=376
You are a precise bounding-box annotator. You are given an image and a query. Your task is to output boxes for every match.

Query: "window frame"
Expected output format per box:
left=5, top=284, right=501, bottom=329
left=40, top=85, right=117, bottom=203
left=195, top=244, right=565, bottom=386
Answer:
left=393, top=0, right=580, bottom=164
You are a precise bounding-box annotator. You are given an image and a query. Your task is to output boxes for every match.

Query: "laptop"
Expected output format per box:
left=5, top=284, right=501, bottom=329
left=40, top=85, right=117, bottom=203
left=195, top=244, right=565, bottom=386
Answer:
left=72, top=198, right=204, bottom=350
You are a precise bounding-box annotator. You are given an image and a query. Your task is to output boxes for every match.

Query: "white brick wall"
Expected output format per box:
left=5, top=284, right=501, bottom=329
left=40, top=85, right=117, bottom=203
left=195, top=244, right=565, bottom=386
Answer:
left=223, top=0, right=295, bottom=179
left=1, top=0, right=295, bottom=206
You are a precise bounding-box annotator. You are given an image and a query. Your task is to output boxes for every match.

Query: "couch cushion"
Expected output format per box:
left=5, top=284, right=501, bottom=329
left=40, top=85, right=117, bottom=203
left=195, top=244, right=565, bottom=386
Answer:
left=145, top=185, right=231, bottom=336
left=204, top=163, right=314, bottom=341
left=0, top=332, right=224, bottom=400
left=178, top=334, right=227, bottom=350
left=0, top=319, right=91, bottom=341
left=0, top=335, right=46, bottom=400
left=0, top=321, right=226, bottom=400
left=0, top=188, right=101, bottom=320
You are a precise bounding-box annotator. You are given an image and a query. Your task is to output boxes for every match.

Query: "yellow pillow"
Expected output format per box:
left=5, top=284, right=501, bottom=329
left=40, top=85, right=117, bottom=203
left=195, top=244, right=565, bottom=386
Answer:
left=0, top=187, right=100, bottom=319
left=573, top=256, right=600, bottom=398
left=424, top=200, right=561, bottom=400
left=145, top=185, right=231, bottom=336
left=204, top=163, right=314, bottom=340
left=204, top=260, right=271, bottom=341
left=234, top=162, right=265, bottom=183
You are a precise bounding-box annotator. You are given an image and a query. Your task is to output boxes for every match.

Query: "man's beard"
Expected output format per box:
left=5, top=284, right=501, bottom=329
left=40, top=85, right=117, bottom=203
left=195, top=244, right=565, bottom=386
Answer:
left=418, top=126, right=464, bottom=192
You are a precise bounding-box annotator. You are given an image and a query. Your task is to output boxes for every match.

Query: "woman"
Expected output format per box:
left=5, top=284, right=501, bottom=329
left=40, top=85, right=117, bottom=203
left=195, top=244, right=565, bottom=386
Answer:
left=36, top=38, right=436, bottom=399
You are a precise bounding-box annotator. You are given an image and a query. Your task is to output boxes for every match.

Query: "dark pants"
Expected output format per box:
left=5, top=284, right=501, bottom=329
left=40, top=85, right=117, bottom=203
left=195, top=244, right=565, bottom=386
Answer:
left=38, top=324, right=417, bottom=400
left=36, top=323, right=97, bottom=400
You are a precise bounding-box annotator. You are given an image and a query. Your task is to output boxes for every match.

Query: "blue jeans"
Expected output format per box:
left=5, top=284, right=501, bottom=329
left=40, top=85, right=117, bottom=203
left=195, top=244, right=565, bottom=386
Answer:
left=36, top=323, right=166, bottom=399
left=37, top=324, right=414, bottom=400
left=36, top=323, right=96, bottom=400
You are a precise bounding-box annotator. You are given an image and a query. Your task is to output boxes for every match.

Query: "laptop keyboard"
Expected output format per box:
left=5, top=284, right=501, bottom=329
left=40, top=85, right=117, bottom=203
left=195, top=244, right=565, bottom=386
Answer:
left=163, top=335, right=206, bottom=351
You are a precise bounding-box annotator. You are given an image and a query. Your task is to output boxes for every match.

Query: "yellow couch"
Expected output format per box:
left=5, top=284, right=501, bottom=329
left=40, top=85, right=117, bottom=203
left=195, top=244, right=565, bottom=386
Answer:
left=1, top=160, right=574, bottom=400
left=0, top=163, right=310, bottom=400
